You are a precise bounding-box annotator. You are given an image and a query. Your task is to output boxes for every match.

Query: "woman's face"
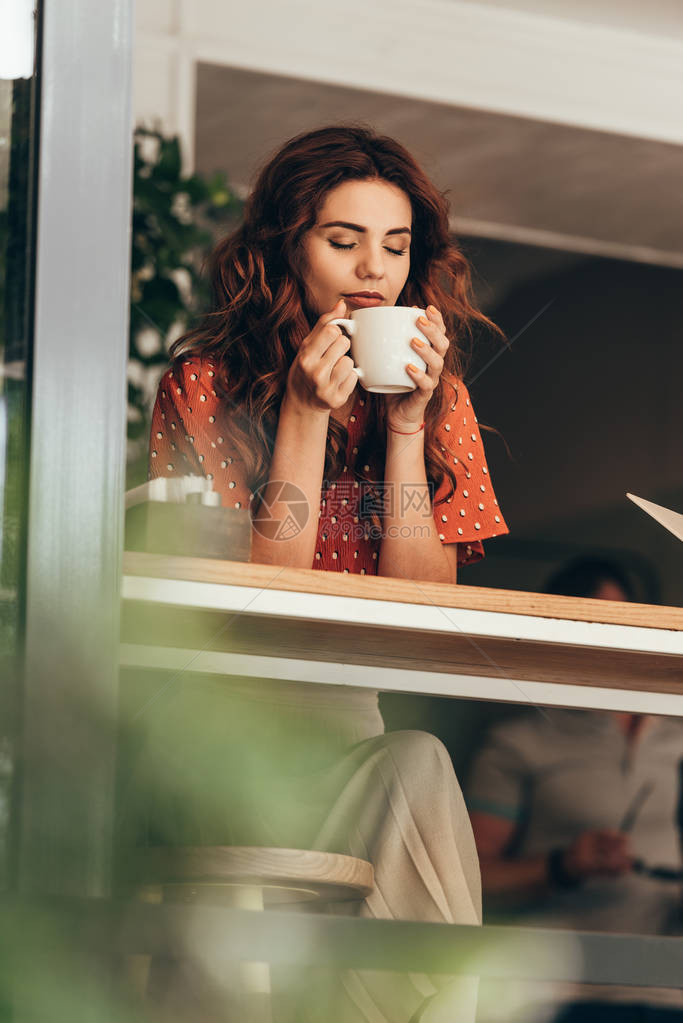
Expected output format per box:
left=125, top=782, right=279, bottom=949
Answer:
left=301, top=178, right=412, bottom=316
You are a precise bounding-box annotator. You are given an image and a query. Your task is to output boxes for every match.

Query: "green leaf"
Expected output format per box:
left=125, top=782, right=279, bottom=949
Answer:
left=127, top=418, right=148, bottom=440
left=127, top=381, right=143, bottom=403
left=156, top=136, right=182, bottom=182
left=182, top=176, right=210, bottom=204
left=128, top=126, right=244, bottom=457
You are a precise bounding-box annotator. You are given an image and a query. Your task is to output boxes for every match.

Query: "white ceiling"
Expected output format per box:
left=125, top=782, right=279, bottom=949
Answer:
left=134, top=0, right=683, bottom=147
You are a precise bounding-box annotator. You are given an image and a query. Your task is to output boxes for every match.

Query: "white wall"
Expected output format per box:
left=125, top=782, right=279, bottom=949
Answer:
left=471, top=0, right=683, bottom=40
left=134, top=0, right=683, bottom=170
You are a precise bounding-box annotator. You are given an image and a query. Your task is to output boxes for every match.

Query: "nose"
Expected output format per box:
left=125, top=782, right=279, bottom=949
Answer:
left=356, top=242, right=386, bottom=281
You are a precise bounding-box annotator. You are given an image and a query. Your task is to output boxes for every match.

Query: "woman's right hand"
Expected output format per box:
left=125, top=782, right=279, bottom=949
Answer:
left=285, top=299, right=359, bottom=414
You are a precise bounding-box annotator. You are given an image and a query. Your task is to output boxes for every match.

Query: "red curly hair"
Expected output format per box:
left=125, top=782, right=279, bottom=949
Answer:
left=171, top=124, right=502, bottom=501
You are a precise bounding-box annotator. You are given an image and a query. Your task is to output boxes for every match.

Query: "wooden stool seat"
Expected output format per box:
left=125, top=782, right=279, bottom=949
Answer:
left=133, top=845, right=374, bottom=907
left=130, top=846, right=374, bottom=1020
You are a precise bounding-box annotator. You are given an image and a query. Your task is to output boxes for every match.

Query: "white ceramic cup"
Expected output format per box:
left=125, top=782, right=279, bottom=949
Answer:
left=331, top=306, right=430, bottom=393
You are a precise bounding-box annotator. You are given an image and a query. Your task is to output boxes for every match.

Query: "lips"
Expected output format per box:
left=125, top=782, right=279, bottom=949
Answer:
left=343, top=291, right=385, bottom=308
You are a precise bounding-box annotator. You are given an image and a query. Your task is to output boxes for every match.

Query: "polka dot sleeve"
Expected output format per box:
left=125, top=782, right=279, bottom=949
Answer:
left=148, top=358, right=253, bottom=511
left=432, top=375, right=509, bottom=566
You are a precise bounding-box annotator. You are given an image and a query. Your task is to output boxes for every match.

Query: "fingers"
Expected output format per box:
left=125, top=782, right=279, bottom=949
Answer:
left=406, top=333, right=444, bottom=394
left=417, top=306, right=449, bottom=357
left=287, top=300, right=357, bottom=412
left=300, top=331, right=350, bottom=385
left=320, top=298, right=347, bottom=325
left=307, top=299, right=348, bottom=356
left=404, top=362, right=439, bottom=406
left=320, top=331, right=351, bottom=368
left=409, top=305, right=448, bottom=396
left=410, top=336, right=444, bottom=380
left=426, top=303, right=446, bottom=331
left=297, top=299, right=348, bottom=363
left=298, top=331, right=356, bottom=408
left=405, top=361, right=436, bottom=394
left=329, top=354, right=359, bottom=397
left=301, top=321, right=349, bottom=371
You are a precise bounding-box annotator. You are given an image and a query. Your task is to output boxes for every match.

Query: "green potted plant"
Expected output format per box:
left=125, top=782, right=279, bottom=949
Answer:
left=127, top=127, right=242, bottom=484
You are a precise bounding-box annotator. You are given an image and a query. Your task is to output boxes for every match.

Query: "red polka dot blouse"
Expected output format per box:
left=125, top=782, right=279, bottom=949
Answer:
left=148, top=357, right=509, bottom=573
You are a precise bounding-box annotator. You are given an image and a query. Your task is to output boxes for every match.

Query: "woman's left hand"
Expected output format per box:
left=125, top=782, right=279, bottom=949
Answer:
left=385, top=305, right=449, bottom=433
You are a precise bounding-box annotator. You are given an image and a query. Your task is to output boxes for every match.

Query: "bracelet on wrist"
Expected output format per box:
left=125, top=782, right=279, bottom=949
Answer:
left=388, top=421, right=425, bottom=436
left=547, top=848, right=582, bottom=890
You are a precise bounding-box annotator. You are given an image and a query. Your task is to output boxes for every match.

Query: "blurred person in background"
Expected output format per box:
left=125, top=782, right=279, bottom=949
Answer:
left=467, top=556, right=683, bottom=1021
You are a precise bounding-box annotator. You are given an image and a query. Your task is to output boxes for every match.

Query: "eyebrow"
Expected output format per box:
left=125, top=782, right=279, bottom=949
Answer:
left=319, top=220, right=411, bottom=237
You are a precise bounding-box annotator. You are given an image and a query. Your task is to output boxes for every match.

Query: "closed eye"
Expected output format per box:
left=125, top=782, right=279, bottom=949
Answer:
left=329, top=240, right=408, bottom=256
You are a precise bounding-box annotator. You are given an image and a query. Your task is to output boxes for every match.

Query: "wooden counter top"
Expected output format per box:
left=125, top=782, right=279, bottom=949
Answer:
left=121, top=552, right=683, bottom=713
left=123, top=552, right=683, bottom=631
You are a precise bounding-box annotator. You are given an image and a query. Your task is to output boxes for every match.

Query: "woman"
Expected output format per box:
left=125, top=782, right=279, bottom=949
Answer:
left=144, top=125, right=509, bottom=1022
